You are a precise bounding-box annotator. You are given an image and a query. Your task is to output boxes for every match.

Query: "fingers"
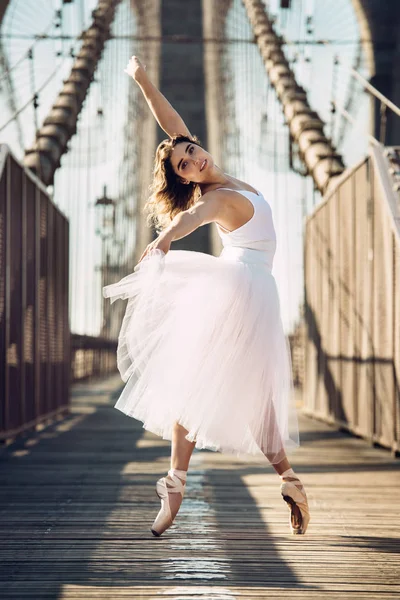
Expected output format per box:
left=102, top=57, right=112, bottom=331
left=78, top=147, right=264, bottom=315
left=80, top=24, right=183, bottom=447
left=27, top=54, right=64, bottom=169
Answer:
left=136, top=241, right=151, bottom=267
left=124, top=56, right=136, bottom=76
left=126, top=56, right=147, bottom=69
left=138, top=243, right=153, bottom=264
left=136, top=242, right=166, bottom=266
left=138, top=249, right=148, bottom=264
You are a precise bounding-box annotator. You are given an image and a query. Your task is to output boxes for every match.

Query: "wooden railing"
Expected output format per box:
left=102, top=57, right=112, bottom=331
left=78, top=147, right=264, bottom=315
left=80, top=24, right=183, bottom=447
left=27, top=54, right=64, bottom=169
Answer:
left=0, top=145, right=121, bottom=442
left=0, top=144, right=70, bottom=441
left=303, top=146, right=400, bottom=455
left=71, top=334, right=117, bottom=382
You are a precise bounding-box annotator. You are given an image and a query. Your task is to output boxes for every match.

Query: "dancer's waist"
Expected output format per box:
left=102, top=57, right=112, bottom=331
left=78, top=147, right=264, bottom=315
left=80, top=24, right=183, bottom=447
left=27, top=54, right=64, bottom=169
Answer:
left=220, top=246, right=273, bottom=270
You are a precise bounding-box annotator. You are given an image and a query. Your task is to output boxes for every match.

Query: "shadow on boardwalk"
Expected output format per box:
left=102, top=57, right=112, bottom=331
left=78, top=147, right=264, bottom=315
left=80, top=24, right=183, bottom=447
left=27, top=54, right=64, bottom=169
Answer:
left=1, top=375, right=399, bottom=599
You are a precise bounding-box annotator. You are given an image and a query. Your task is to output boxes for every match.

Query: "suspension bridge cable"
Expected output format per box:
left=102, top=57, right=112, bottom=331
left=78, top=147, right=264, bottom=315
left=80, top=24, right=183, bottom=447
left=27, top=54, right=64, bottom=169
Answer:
left=348, top=66, right=400, bottom=117
left=332, top=101, right=381, bottom=147
left=0, top=39, right=80, bottom=134
left=27, top=47, right=38, bottom=132
left=330, top=54, right=339, bottom=149
left=0, top=64, right=60, bottom=132
left=336, top=43, right=363, bottom=148
left=0, top=11, right=57, bottom=84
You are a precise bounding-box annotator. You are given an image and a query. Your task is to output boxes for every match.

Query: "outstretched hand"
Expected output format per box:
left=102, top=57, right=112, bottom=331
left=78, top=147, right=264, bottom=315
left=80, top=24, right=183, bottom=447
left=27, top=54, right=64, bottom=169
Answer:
left=124, top=55, right=147, bottom=82
left=136, top=232, right=172, bottom=266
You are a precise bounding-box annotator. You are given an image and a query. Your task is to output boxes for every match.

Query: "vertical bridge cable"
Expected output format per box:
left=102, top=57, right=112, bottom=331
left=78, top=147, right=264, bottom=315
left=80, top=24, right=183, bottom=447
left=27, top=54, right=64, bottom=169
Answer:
left=335, top=43, right=363, bottom=149
left=241, top=0, right=345, bottom=194
left=27, top=47, right=39, bottom=133
left=0, top=37, right=25, bottom=150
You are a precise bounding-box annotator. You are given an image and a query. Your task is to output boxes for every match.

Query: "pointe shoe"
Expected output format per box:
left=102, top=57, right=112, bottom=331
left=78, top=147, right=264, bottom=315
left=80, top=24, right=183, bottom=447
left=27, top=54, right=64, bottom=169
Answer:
left=151, top=468, right=186, bottom=537
left=280, top=468, right=310, bottom=535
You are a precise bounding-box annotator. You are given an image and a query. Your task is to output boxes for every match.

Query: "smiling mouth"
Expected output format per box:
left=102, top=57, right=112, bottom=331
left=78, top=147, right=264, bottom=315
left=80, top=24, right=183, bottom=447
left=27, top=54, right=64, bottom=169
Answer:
left=200, top=159, right=207, bottom=172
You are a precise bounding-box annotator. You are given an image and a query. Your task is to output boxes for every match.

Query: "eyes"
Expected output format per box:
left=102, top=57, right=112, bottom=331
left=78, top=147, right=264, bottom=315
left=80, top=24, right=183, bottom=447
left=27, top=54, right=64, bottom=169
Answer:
left=181, top=145, right=194, bottom=170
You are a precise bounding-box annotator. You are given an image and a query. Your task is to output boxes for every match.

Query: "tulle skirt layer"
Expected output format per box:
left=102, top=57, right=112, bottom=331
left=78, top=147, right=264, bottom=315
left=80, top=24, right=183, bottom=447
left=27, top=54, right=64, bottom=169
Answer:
left=103, top=247, right=299, bottom=461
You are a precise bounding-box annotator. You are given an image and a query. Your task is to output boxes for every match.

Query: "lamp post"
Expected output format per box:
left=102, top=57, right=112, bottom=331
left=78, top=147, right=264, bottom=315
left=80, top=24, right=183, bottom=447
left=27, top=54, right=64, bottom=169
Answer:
left=95, top=185, right=115, bottom=337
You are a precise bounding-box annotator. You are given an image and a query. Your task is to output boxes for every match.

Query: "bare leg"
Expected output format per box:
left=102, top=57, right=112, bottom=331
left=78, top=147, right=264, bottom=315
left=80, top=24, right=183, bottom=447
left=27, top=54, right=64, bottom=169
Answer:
left=171, top=422, right=196, bottom=471
left=166, top=422, right=195, bottom=520
left=265, top=452, right=291, bottom=475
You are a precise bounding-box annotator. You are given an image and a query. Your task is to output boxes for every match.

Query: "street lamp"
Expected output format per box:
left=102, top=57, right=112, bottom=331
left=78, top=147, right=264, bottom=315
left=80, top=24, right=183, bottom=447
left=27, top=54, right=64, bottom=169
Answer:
left=95, top=185, right=116, bottom=338
left=95, top=185, right=115, bottom=239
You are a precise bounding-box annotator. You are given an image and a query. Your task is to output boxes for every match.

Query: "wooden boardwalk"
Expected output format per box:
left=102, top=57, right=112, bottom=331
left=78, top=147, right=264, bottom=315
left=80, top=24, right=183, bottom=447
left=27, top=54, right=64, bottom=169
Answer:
left=1, top=374, right=399, bottom=599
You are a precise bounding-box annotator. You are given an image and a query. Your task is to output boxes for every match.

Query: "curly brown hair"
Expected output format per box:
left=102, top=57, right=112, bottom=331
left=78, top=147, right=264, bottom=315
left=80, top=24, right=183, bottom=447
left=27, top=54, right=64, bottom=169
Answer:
left=144, top=134, right=202, bottom=232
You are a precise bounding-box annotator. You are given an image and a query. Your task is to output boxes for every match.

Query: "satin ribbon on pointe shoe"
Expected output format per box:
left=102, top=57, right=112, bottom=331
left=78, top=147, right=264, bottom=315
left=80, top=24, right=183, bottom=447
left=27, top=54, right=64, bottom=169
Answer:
left=280, top=468, right=310, bottom=535
left=151, top=468, right=187, bottom=537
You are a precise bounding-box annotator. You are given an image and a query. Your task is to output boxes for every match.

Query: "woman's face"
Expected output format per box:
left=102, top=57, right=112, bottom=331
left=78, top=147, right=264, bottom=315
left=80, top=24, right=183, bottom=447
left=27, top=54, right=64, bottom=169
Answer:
left=169, top=141, right=214, bottom=184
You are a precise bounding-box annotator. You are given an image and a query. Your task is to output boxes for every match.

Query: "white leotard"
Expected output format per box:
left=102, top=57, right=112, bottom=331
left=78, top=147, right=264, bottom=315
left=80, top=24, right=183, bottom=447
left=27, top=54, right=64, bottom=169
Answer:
left=216, top=188, right=277, bottom=270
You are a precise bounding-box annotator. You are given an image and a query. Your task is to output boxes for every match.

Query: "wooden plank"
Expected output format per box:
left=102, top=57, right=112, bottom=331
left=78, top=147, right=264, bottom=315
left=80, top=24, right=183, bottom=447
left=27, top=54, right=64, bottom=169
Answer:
left=0, top=375, right=399, bottom=599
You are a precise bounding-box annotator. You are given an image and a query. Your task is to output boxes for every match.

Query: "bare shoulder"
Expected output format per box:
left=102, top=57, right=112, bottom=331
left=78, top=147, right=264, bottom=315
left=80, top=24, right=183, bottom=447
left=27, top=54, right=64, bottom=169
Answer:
left=187, top=189, right=227, bottom=225
left=199, top=187, right=247, bottom=213
left=195, top=189, right=226, bottom=208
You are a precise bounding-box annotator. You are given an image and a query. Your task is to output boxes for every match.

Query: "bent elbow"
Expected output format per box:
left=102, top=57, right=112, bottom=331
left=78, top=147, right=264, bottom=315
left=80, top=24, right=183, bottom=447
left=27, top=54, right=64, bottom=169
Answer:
left=186, top=207, right=204, bottom=229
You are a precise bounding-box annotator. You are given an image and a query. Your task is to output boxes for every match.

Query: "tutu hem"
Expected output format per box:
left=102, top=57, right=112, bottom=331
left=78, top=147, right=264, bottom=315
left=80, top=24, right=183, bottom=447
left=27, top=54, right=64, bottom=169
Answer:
left=115, top=402, right=300, bottom=460
left=115, top=403, right=266, bottom=458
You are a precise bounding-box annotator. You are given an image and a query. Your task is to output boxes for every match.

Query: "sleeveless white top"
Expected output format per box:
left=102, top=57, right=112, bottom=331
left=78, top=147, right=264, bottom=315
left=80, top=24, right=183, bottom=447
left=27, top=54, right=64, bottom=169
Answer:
left=216, top=188, right=277, bottom=271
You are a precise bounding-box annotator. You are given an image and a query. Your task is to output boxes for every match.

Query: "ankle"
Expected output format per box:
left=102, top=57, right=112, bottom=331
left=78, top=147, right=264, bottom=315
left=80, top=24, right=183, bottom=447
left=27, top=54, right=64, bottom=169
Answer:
left=168, top=468, right=187, bottom=482
left=279, top=468, right=304, bottom=486
left=279, top=467, right=296, bottom=479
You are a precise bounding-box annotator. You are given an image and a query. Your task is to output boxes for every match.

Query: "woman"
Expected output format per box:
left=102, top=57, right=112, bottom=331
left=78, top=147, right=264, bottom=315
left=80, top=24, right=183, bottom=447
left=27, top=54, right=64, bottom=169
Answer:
left=103, top=56, right=310, bottom=537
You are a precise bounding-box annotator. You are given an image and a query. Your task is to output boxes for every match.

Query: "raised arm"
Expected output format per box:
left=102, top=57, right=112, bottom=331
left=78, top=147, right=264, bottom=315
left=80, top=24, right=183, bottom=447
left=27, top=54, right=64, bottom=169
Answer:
left=125, top=56, right=191, bottom=138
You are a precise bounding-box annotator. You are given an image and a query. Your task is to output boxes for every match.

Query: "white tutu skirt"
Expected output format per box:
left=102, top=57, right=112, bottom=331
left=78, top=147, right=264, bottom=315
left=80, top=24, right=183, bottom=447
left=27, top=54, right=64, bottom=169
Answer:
left=103, top=246, right=299, bottom=461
